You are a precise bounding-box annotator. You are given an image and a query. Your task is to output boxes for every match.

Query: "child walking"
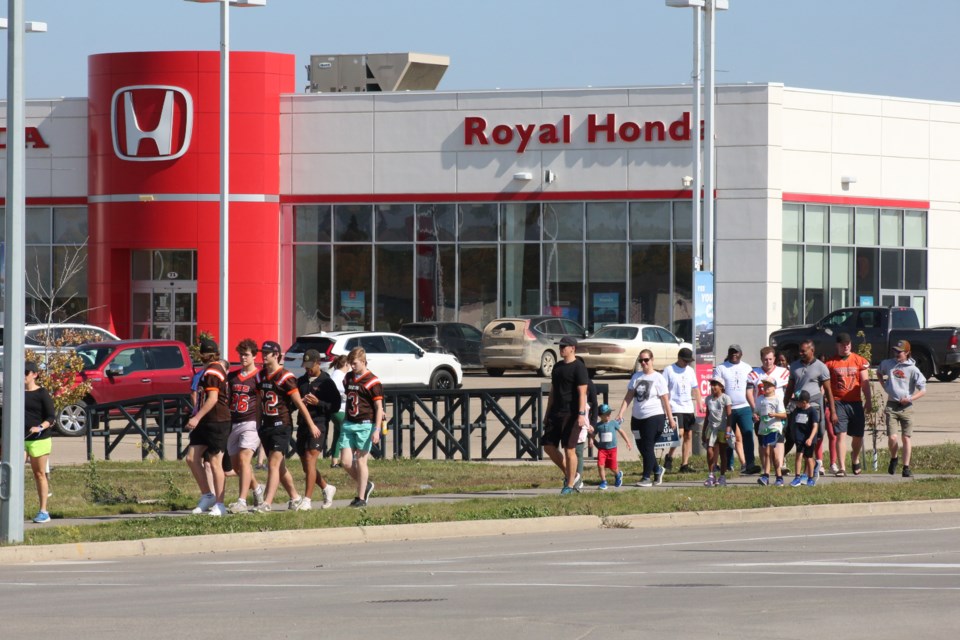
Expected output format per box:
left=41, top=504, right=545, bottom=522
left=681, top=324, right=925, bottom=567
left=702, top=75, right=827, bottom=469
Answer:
left=702, top=378, right=732, bottom=487
left=789, top=390, right=821, bottom=487
left=591, top=403, right=631, bottom=489
left=756, top=377, right=788, bottom=486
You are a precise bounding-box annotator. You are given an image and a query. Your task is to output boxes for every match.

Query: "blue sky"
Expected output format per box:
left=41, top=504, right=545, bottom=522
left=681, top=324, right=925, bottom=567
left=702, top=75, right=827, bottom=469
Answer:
left=1, top=0, right=957, bottom=102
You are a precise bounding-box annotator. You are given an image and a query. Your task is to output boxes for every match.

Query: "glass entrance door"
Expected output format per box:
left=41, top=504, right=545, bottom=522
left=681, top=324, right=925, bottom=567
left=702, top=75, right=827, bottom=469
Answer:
left=131, top=250, right=198, bottom=344
left=879, top=290, right=926, bottom=326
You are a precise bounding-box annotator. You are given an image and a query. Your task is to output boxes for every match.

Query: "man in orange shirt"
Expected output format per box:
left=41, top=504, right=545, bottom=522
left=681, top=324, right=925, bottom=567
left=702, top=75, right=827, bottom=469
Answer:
left=825, top=333, right=872, bottom=476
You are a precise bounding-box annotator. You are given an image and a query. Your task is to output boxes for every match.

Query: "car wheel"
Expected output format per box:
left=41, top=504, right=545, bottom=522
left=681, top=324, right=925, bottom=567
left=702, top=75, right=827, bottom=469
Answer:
left=430, top=369, right=455, bottom=390
left=538, top=351, right=557, bottom=377
left=913, top=351, right=934, bottom=380
left=487, top=368, right=505, bottom=377
left=57, top=400, right=88, bottom=436
left=934, top=369, right=960, bottom=383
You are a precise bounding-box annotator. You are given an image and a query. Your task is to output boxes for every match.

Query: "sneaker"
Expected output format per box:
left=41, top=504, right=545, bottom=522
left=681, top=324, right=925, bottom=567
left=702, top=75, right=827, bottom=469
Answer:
left=814, top=460, right=824, bottom=477
left=757, top=475, right=769, bottom=486
left=807, top=477, right=817, bottom=487
left=365, top=480, right=375, bottom=501
left=614, top=470, right=624, bottom=488
left=774, top=477, right=784, bottom=487
left=598, top=481, right=608, bottom=490
left=704, top=475, right=716, bottom=487
left=208, top=503, right=226, bottom=517
left=296, top=497, right=313, bottom=511
left=654, top=465, right=665, bottom=486
left=227, top=500, right=249, bottom=514
left=349, top=498, right=367, bottom=508
left=678, top=464, right=694, bottom=474
left=321, top=484, right=337, bottom=509
left=287, top=497, right=304, bottom=511
left=635, top=478, right=653, bottom=487
left=252, top=484, right=265, bottom=507
left=902, top=466, right=913, bottom=478
left=888, top=457, right=899, bottom=475
left=572, top=473, right=583, bottom=492
left=32, top=510, right=50, bottom=524
left=253, top=503, right=272, bottom=513
left=191, top=493, right=217, bottom=514
left=747, top=464, right=762, bottom=475
left=664, top=454, right=673, bottom=472
left=830, top=462, right=840, bottom=474
left=717, top=476, right=727, bottom=487
left=560, top=486, right=575, bottom=495
left=790, top=475, right=806, bottom=487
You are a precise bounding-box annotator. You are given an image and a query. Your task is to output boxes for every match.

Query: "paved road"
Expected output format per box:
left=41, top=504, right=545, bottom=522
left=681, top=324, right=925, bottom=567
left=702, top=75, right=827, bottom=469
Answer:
left=52, top=371, right=959, bottom=464
left=3, top=511, right=960, bottom=638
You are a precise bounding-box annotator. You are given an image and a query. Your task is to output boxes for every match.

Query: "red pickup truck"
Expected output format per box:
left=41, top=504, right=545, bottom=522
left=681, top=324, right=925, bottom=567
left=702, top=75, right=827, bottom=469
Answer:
left=56, top=339, right=195, bottom=436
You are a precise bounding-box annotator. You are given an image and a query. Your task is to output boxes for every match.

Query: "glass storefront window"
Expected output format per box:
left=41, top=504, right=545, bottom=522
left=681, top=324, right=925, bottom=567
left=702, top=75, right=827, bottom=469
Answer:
left=830, top=206, right=853, bottom=244
left=803, top=246, right=826, bottom=322
left=904, top=211, right=926, bottom=248
left=628, top=243, right=669, bottom=327
left=855, top=247, right=879, bottom=304
left=416, top=244, right=456, bottom=321
left=416, top=204, right=456, bottom=242
left=543, top=243, right=582, bottom=322
left=543, top=202, right=583, bottom=241
left=52, top=207, right=87, bottom=244
left=783, top=204, right=802, bottom=242
left=25, top=208, right=51, bottom=244
left=782, top=245, right=802, bottom=327
left=629, top=201, right=671, bottom=241
left=375, top=204, right=414, bottom=242
left=294, top=245, right=332, bottom=334
left=334, top=205, right=372, bottom=242
left=673, top=243, right=693, bottom=341
left=673, top=201, right=693, bottom=241
left=375, top=245, right=413, bottom=331
left=880, top=248, right=903, bottom=289
left=589, top=243, right=626, bottom=331
left=501, top=203, right=540, bottom=242
left=333, top=245, right=371, bottom=330
left=294, top=205, right=332, bottom=242
left=501, top=243, right=540, bottom=316
left=905, top=249, right=926, bottom=290
left=459, top=245, right=498, bottom=328
left=829, top=247, right=852, bottom=310
left=855, top=208, right=879, bottom=245
left=880, top=209, right=902, bottom=247
left=459, top=204, right=498, bottom=241
left=804, top=205, right=827, bottom=243
left=586, top=202, right=627, bottom=241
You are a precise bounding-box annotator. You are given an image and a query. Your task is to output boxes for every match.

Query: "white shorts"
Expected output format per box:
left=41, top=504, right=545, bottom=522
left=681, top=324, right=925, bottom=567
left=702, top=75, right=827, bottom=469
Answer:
left=227, top=420, right=261, bottom=456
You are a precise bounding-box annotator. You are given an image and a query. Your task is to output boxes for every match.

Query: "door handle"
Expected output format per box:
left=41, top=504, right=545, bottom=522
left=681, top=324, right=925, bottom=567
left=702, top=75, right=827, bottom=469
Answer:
left=180, top=376, right=191, bottom=381
left=140, top=378, right=152, bottom=383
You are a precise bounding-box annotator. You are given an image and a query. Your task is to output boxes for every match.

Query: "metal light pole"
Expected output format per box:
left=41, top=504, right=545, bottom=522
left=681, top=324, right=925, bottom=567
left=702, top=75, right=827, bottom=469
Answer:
left=1, top=4, right=47, bottom=544
left=703, top=0, right=727, bottom=272
left=185, top=0, right=265, bottom=352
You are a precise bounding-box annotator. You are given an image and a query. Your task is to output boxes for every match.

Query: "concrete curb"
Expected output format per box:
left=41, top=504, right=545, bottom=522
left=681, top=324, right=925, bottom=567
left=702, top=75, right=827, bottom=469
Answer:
left=4, top=500, right=960, bottom=564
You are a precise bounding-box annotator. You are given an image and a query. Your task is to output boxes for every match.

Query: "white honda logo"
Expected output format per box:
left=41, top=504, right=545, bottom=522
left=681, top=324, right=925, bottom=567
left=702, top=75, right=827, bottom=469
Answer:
left=111, top=85, right=193, bottom=162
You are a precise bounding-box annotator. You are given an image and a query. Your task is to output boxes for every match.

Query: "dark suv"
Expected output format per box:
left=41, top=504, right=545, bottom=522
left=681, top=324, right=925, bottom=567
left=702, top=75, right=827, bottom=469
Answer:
left=399, top=322, right=483, bottom=368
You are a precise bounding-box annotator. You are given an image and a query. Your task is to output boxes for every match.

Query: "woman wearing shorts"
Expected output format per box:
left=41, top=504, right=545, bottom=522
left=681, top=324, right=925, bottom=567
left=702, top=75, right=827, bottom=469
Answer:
left=24, top=361, right=56, bottom=523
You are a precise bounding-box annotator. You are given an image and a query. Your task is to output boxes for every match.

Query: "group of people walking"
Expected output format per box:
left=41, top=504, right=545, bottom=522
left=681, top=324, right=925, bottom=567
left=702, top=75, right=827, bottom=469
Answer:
left=544, top=332, right=927, bottom=492
left=186, top=338, right=383, bottom=515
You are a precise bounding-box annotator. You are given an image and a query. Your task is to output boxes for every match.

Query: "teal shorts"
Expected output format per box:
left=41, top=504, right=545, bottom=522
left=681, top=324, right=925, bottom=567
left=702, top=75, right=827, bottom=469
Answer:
left=339, top=421, right=374, bottom=453
left=25, top=437, right=53, bottom=459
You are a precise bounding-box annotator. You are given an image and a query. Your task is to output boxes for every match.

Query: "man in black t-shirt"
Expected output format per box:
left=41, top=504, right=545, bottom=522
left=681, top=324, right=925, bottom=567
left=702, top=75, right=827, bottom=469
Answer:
left=544, top=335, right=589, bottom=494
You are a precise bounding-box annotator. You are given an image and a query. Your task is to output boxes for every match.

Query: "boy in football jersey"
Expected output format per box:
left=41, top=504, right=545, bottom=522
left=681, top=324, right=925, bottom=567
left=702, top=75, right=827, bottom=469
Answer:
left=226, top=339, right=266, bottom=514
left=256, top=340, right=316, bottom=512
left=340, top=347, right=383, bottom=507
left=185, top=338, right=231, bottom=516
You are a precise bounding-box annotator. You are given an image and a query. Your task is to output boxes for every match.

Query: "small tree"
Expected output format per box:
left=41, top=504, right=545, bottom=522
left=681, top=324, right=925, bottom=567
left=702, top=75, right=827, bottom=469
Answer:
left=25, top=239, right=97, bottom=332
left=855, top=330, right=884, bottom=471
left=24, top=334, right=92, bottom=415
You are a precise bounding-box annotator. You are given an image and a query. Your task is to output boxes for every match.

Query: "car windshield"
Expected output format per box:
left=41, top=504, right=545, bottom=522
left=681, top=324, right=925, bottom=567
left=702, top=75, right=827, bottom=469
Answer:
left=76, top=345, right=115, bottom=370
left=400, top=325, right=435, bottom=339
left=592, top=326, right=638, bottom=340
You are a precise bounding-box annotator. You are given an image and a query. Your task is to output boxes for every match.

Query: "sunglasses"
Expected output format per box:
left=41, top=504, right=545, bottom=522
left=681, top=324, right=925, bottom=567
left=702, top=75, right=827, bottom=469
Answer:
left=639, top=358, right=651, bottom=363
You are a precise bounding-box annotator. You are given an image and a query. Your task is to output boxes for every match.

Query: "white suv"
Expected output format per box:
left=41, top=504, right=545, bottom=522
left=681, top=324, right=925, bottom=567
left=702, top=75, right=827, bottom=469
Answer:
left=284, top=331, right=463, bottom=389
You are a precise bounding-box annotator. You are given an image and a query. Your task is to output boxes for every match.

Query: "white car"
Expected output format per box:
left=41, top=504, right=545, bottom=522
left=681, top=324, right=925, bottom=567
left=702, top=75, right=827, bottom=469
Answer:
left=577, top=323, right=693, bottom=375
left=284, top=331, right=463, bottom=389
left=0, top=323, right=119, bottom=359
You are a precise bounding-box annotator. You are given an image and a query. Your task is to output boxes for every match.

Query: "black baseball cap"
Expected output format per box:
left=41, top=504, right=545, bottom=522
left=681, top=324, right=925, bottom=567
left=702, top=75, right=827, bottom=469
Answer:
left=728, top=344, right=742, bottom=354
left=559, top=335, right=578, bottom=348
left=836, top=332, right=852, bottom=345
left=261, top=340, right=282, bottom=354
left=302, top=349, right=322, bottom=366
left=199, top=338, right=219, bottom=354
left=678, top=347, right=694, bottom=362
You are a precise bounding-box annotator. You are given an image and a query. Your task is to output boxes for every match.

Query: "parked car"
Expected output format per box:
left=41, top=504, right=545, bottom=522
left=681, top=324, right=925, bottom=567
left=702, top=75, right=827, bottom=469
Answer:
left=0, top=322, right=119, bottom=360
left=577, top=324, right=693, bottom=375
left=479, top=316, right=588, bottom=377
left=57, top=339, right=195, bottom=436
left=769, top=306, right=960, bottom=381
left=284, top=331, right=463, bottom=389
left=399, top=322, right=483, bottom=368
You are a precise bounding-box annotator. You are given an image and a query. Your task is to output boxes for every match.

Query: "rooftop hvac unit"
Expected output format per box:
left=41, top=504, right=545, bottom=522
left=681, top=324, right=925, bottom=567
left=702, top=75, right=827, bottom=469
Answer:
left=306, top=52, right=449, bottom=93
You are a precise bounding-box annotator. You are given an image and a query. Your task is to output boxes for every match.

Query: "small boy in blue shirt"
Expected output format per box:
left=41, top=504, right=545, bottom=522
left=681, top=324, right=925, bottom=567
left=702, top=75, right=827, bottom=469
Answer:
left=591, top=403, right=631, bottom=489
left=789, top=390, right=821, bottom=487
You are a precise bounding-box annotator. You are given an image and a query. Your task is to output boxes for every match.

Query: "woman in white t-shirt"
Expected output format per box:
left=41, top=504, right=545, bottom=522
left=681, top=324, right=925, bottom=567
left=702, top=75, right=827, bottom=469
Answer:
left=616, top=349, right=677, bottom=487
left=328, top=354, right=351, bottom=468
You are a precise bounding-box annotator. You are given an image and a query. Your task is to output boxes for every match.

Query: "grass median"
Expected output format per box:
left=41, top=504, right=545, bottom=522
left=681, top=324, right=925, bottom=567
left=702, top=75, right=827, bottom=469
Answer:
left=14, top=442, right=960, bottom=546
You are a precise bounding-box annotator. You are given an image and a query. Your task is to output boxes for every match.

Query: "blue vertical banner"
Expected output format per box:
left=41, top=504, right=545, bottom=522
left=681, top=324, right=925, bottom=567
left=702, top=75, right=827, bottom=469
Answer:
left=694, top=271, right=715, bottom=409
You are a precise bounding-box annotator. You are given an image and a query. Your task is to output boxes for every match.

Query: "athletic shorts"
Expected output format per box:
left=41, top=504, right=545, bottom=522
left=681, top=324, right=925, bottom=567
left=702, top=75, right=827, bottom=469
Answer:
left=296, top=426, right=325, bottom=456
left=884, top=402, right=914, bottom=438
left=25, top=437, right=52, bottom=458
left=675, top=413, right=696, bottom=432
left=704, top=427, right=727, bottom=447
left=800, top=437, right=821, bottom=458
left=760, top=431, right=785, bottom=447
left=227, top=420, right=261, bottom=456
left=834, top=401, right=865, bottom=437
left=339, top=421, right=374, bottom=453
left=189, top=421, right=230, bottom=454
left=543, top=412, right=580, bottom=449
left=259, top=425, right=292, bottom=454
left=597, top=447, right=619, bottom=469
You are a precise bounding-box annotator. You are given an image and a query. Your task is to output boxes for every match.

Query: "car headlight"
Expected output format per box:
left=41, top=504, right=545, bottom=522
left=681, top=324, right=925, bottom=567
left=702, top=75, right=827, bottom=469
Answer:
left=770, top=337, right=778, bottom=347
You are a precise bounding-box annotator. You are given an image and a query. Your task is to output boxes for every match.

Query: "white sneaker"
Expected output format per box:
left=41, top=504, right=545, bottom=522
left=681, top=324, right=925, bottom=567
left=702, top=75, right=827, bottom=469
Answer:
left=208, top=503, right=226, bottom=517
left=296, top=497, right=312, bottom=511
left=829, top=462, right=840, bottom=474
left=252, top=484, right=265, bottom=507
left=573, top=473, right=583, bottom=492
left=321, top=484, right=337, bottom=509
left=287, top=497, right=304, bottom=511
left=192, top=493, right=217, bottom=514
left=227, top=500, right=249, bottom=514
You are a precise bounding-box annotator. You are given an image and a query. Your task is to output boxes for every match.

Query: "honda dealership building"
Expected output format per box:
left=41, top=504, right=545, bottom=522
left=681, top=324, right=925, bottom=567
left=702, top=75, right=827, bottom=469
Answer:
left=1, top=50, right=957, bottom=356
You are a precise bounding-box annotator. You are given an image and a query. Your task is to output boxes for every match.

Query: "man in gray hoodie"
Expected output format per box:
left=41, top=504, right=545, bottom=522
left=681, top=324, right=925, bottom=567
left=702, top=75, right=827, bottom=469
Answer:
left=877, top=339, right=926, bottom=478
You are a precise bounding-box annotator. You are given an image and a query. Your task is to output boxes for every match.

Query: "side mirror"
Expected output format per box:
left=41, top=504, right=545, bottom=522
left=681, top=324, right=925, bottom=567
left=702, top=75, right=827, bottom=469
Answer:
left=106, top=364, right=125, bottom=377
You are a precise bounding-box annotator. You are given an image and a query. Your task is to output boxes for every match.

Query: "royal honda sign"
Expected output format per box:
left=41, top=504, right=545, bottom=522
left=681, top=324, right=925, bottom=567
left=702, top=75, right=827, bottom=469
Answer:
left=110, top=85, right=193, bottom=161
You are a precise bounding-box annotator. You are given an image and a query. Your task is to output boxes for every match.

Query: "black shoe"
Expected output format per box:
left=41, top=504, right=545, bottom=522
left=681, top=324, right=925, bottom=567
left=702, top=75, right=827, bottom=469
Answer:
left=888, top=457, right=898, bottom=475
left=902, top=466, right=913, bottom=478
left=678, top=464, right=694, bottom=473
left=349, top=498, right=367, bottom=508
left=664, top=455, right=673, bottom=472
left=746, top=464, right=762, bottom=475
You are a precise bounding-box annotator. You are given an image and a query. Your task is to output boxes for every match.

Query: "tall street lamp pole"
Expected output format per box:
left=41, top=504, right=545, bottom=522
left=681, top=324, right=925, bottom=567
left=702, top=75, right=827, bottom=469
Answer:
left=703, top=0, right=727, bottom=273
left=185, top=0, right=265, bottom=352
left=1, top=3, right=47, bottom=545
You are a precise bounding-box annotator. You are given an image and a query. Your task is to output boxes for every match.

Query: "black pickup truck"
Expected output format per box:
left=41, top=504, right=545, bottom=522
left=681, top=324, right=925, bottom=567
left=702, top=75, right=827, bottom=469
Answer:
left=769, top=306, right=960, bottom=381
